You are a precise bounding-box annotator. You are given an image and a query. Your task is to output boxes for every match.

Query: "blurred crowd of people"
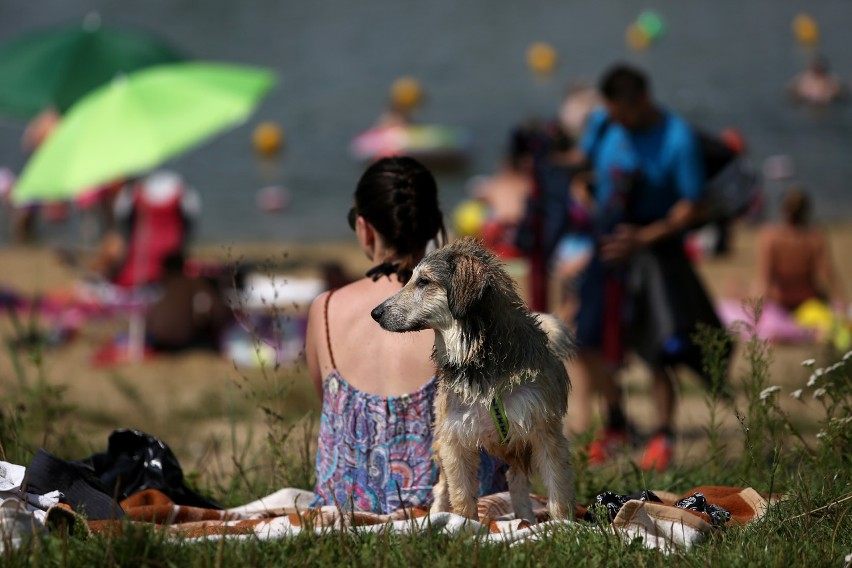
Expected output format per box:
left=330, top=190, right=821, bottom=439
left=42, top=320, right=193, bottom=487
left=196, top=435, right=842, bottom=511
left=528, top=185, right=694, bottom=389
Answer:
left=460, top=62, right=847, bottom=470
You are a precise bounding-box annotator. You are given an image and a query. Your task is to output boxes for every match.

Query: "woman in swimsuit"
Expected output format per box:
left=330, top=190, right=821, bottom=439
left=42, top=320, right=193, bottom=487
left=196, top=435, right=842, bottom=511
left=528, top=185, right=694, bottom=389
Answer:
left=304, top=156, right=506, bottom=514
left=755, top=186, right=845, bottom=314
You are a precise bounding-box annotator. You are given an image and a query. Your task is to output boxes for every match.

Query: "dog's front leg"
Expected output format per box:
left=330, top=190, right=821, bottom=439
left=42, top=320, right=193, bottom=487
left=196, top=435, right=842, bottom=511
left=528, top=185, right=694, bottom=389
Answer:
left=506, top=465, right=535, bottom=523
left=443, top=444, right=481, bottom=520
left=430, top=455, right=451, bottom=513
left=533, top=425, right=576, bottom=521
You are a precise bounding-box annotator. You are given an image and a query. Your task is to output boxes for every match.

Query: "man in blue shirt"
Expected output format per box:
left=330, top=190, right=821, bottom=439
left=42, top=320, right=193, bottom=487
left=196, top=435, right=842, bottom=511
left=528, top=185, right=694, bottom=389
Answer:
left=572, top=64, right=710, bottom=471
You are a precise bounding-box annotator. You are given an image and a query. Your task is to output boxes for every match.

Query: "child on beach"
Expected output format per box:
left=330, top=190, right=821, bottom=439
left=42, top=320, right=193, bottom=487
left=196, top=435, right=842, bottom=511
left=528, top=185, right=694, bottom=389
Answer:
left=304, top=156, right=507, bottom=514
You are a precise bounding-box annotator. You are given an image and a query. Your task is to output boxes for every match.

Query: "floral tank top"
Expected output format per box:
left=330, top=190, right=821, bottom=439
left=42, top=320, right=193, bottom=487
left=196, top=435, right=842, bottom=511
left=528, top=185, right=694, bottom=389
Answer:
left=311, top=290, right=507, bottom=514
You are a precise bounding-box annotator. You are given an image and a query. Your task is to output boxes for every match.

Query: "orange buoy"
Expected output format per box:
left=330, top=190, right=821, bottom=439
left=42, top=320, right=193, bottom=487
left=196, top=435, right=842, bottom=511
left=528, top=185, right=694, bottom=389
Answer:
left=252, top=122, right=284, bottom=157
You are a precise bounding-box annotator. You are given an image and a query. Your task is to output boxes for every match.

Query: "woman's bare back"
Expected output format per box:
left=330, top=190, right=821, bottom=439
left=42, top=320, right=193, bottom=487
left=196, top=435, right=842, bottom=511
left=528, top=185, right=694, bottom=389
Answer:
left=760, top=225, right=826, bottom=310
left=307, top=277, right=436, bottom=398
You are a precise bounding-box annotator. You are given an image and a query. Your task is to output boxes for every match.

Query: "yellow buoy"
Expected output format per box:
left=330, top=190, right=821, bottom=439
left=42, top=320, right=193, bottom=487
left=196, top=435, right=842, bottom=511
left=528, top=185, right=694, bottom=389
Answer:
left=626, top=22, right=651, bottom=51
left=252, top=122, right=284, bottom=157
left=526, top=42, right=558, bottom=75
left=390, top=77, right=423, bottom=110
left=452, top=199, right=488, bottom=237
left=792, top=13, right=820, bottom=47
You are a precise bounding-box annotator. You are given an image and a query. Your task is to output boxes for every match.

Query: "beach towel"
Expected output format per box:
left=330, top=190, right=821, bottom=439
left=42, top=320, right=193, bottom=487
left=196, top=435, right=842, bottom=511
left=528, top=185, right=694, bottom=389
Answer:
left=76, top=484, right=775, bottom=553
left=717, top=297, right=815, bottom=344
left=717, top=297, right=851, bottom=350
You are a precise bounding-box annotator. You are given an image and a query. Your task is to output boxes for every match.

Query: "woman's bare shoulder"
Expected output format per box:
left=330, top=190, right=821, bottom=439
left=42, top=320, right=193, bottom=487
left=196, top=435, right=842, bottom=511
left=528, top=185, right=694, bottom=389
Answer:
left=758, top=223, right=783, bottom=235
left=757, top=224, right=781, bottom=245
left=312, top=278, right=398, bottom=320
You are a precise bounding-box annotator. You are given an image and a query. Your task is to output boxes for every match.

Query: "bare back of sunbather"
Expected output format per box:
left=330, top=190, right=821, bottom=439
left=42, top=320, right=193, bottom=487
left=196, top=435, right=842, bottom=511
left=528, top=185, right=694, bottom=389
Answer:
left=762, top=225, right=824, bottom=310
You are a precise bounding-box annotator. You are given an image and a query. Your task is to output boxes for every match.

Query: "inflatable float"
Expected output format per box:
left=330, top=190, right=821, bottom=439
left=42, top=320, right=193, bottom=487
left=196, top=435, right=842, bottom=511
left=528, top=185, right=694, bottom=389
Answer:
left=350, top=124, right=471, bottom=167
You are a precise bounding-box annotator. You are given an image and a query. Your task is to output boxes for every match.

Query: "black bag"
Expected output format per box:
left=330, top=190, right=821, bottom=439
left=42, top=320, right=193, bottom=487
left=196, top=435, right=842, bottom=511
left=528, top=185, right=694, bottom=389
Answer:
left=81, top=429, right=221, bottom=509
left=695, top=130, right=760, bottom=221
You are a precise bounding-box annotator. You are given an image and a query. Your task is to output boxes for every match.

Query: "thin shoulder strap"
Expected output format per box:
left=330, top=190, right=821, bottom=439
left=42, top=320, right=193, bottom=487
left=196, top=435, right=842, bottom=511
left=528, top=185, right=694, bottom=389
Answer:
left=323, top=288, right=338, bottom=370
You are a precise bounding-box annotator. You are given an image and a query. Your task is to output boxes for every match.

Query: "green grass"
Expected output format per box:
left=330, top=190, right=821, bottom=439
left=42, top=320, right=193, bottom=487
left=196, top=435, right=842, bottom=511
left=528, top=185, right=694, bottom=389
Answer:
left=1, top=310, right=851, bottom=567
left=2, top=488, right=849, bottom=568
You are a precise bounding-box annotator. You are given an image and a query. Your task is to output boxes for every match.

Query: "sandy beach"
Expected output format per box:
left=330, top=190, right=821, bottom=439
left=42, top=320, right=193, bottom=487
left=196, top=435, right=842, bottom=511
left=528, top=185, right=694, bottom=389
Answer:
left=1, top=223, right=849, bottom=480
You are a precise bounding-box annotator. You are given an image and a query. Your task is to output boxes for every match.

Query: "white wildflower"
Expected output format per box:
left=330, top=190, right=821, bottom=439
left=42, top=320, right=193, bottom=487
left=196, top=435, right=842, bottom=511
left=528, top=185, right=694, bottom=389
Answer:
left=759, top=386, right=782, bottom=401
left=790, top=389, right=803, bottom=400
left=816, top=431, right=827, bottom=439
left=815, top=368, right=825, bottom=377
left=827, top=362, right=844, bottom=373
left=813, top=387, right=828, bottom=399
left=807, top=373, right=819, bottom=387
left=843, top=350, right=852, bottom=361
left=801, top=358, right=816, bottom=367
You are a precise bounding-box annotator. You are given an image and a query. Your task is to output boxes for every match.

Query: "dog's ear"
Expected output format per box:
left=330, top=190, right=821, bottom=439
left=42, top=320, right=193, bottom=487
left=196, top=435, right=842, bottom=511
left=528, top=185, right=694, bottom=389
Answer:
left=447, top=252, right=489, bottom=319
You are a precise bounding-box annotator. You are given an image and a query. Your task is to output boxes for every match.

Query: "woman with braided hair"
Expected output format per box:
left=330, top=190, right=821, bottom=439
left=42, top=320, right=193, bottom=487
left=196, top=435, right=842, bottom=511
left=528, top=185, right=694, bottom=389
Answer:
left=305, top=156, right=507, bottom=514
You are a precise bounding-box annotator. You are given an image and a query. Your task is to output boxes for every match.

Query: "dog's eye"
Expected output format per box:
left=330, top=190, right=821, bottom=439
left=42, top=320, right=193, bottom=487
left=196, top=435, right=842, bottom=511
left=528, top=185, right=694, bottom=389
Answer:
left=415, top=277, right=430, bottom=288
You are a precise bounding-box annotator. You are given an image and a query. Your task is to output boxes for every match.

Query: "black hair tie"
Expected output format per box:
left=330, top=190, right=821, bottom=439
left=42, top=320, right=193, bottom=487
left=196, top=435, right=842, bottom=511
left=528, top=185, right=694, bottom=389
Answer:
left=366, top=262, right=400, bottom=281
left=366, top=262, right=412, bottom=283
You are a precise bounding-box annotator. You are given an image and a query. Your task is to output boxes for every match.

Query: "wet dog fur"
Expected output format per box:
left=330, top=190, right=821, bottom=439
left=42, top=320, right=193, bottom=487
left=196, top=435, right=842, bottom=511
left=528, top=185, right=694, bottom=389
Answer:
left=371, top=237, right=575, bottom=522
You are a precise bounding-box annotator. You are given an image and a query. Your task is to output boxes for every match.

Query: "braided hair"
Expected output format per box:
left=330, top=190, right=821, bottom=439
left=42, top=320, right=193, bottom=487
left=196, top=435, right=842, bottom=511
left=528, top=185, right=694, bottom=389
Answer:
left=354, top=156, right=447, bottom=282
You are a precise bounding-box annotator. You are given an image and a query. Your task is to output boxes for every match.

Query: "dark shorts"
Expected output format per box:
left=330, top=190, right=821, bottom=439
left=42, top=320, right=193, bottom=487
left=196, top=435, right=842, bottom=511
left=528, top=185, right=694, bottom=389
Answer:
left=575, top=239, right=729, bottom=387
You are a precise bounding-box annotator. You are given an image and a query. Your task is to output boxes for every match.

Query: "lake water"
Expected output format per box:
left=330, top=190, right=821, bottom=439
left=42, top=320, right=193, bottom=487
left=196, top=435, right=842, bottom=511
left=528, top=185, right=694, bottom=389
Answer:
left=2, top=0, right=852, bottom=245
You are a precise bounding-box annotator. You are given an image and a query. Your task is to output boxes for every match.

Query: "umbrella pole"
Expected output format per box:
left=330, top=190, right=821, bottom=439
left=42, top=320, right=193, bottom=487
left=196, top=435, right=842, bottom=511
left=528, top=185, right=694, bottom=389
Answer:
left=128, top=307, right=146, bottom=362
left=128, top=193, right=148, bottom=362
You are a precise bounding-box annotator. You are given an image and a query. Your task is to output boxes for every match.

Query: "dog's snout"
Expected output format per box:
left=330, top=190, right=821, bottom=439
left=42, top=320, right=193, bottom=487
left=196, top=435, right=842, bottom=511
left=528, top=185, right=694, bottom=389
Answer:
left=371, top=303, right=385, bottom=322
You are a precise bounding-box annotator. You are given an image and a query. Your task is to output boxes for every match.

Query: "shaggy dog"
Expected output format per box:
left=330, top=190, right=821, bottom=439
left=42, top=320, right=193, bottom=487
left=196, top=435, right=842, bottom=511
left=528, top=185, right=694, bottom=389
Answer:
left=371, top=238, right=575, bottom=522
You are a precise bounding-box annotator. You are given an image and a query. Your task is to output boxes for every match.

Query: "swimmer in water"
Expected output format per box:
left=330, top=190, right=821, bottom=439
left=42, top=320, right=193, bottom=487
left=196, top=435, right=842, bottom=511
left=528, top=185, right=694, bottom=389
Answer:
left=788, top=55, right=847, bottom=105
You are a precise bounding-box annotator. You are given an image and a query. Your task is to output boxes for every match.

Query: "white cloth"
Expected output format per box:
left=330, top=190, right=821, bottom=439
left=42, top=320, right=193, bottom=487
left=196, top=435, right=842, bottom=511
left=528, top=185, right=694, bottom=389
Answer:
left=613, top=499, right=711, bottom=552
left=0, top=503, right=47, bottom=554
left=226, top=488, right=316, bottom=516
left=0, top=461, right=66, bottom=552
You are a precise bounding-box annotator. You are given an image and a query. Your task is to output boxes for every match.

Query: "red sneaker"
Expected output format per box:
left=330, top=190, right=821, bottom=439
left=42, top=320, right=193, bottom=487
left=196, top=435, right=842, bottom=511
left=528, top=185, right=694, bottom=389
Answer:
left=640, top=434, right=674, bottom=472
left=587, top=429, right=629, bottom=465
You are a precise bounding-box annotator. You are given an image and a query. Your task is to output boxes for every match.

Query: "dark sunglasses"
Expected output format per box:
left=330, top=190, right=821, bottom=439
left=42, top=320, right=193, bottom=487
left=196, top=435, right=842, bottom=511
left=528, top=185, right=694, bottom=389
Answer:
left=347, top=207, right=357, bottom=231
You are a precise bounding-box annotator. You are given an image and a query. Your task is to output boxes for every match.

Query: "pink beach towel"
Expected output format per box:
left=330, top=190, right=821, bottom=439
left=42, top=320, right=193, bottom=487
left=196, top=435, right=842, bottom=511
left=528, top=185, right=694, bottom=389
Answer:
left=716, top=298, right=815, bottom=344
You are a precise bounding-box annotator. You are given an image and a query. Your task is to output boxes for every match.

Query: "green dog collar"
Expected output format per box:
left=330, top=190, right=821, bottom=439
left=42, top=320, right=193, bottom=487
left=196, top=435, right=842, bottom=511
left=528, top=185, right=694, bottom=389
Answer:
left=489, top=396, right=510, bottom=445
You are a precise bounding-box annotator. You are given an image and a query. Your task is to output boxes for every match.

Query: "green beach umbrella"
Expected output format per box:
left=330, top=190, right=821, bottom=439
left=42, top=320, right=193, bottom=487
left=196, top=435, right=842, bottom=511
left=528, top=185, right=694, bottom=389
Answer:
left=13, top=62, right=276, bottom=205
left=0, top=13, right=183, bottom=119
